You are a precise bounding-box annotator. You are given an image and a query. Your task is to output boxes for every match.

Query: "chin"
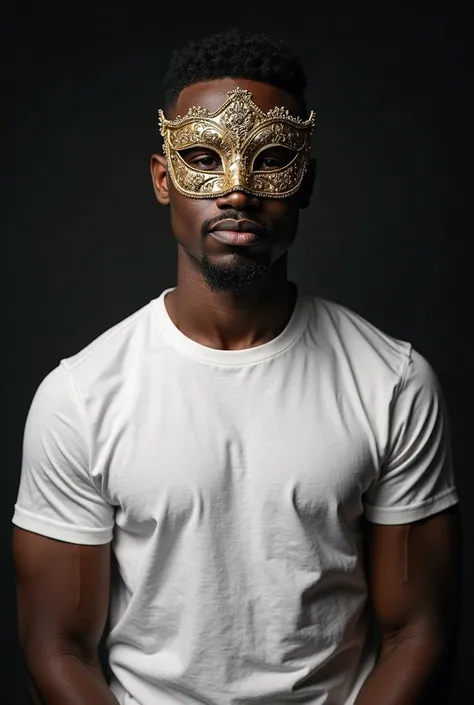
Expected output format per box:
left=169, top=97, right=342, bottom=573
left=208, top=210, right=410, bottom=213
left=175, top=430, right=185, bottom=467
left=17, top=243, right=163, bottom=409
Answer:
left=200, top=255, right=271, bottom=295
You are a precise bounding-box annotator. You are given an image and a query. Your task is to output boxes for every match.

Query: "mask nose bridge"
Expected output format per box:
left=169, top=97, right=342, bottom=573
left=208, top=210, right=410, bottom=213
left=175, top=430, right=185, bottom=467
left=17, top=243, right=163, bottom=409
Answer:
left=227, top=150, right=251, bottom=191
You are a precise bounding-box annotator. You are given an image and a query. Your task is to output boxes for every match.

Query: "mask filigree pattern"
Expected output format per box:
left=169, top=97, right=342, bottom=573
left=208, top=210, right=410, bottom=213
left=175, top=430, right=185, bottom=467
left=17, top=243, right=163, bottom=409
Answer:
left=158, top=87, right=315, bottom=199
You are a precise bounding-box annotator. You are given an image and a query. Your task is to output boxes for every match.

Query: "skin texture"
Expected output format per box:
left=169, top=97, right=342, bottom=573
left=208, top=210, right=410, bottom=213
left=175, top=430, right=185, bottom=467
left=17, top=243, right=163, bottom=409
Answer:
left=355, top=506, right=463, bottom=704
left=14, top=76, right=462, bottom=705
left=13, top=529, right=118, bottom=704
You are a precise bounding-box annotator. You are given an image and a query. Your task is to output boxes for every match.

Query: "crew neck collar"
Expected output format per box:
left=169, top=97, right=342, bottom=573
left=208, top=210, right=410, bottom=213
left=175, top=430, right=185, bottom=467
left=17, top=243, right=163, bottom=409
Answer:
left=154, top=284, right=310, bottom=366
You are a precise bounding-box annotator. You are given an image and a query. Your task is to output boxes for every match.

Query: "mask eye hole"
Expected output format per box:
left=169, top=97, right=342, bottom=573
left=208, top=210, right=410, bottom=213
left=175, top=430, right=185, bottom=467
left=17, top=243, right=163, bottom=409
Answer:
left=253, top=147, right=296, bottom=171
left=178, top=147, right=223, bottom=172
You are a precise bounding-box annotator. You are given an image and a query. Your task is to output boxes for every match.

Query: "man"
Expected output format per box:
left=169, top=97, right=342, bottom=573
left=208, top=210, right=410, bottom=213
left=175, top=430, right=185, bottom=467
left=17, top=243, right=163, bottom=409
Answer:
left=12, top=28, right=462, bottom=705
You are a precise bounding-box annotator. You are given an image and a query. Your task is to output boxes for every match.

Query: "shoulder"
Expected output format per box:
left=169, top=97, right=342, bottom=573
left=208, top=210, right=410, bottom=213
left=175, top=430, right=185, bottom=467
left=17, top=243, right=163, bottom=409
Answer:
left=59, top=294, right=164, bottom=392
left=305, top=293, right=413, bottom=383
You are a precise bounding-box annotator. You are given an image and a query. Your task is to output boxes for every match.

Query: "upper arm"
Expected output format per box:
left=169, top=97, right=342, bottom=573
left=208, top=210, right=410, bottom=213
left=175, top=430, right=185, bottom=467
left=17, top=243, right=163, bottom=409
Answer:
left=11, top=363, right=115, bottom=677
left=362, top=349, right=462, bottom=641
left=364, top=349, right=458, bottom=525
left=12, top=364, right=115, bottom=545
left=365, top=505, right=463, bottom=643
left=13, top=527, right=111, bottom=666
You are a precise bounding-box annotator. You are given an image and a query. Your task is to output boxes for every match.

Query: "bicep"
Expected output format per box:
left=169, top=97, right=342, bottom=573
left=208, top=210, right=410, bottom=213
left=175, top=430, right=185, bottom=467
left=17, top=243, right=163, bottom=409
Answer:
left=13, top=527, right=111, bottom=663
left=366, top=505, right=463, bottom=640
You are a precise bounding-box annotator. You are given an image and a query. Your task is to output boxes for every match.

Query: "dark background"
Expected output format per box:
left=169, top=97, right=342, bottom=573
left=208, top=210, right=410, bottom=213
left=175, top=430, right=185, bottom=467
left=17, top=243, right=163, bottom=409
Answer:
left=2, top=1, right=472, bottom=702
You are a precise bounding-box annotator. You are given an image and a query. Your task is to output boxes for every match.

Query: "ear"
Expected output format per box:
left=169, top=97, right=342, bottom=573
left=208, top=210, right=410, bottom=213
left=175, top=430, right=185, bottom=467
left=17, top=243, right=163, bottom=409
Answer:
left=299, top=157, right=317, bottom=210
left=150, top=153, right=170, bottom=206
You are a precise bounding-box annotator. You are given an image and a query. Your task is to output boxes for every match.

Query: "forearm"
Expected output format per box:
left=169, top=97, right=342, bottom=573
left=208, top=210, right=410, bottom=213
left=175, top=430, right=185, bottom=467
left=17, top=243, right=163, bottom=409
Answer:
left=26, top=652, right=119, bottom=705
left=354, top=630, right=444, bottom=705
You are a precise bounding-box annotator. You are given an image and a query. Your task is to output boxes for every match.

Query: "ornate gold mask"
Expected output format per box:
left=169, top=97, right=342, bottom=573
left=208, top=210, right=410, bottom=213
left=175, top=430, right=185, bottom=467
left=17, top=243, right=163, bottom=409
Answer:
left=158, top=87, right=315, bottom=199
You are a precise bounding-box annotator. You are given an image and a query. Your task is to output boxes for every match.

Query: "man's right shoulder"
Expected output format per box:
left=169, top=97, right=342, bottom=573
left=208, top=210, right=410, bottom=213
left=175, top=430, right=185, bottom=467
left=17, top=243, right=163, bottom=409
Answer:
left=59, top=296, right=162, bottom=389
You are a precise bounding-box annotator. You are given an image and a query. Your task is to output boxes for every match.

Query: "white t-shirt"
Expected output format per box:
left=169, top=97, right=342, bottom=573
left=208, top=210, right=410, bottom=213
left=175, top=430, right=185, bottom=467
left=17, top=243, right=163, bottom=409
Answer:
left=13, top=285, right=458, bottom=705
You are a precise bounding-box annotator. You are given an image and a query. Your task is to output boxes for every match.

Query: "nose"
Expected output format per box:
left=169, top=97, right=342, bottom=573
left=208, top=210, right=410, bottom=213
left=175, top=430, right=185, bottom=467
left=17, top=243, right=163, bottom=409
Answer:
left=215, top=189, right=260, bottom=211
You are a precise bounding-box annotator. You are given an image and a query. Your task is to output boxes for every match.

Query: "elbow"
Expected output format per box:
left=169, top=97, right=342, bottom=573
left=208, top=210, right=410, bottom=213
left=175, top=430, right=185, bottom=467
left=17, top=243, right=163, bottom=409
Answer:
left=381, top=619, right=449, bottom=667
left=22, top=632, right=98, bottom=679
left=22, top=638, right=65, bottom=683
left=22, top=637, right=104, bottom=702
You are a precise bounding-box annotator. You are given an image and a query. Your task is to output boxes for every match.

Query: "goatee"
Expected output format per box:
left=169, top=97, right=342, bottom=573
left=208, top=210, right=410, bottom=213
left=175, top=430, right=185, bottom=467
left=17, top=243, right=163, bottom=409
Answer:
left=199, top=252, right=271, bottom=296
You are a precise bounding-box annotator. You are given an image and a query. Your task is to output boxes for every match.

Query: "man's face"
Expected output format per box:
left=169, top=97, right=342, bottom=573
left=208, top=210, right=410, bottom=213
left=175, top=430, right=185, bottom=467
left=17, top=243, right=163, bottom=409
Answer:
left=151, top=77, right=314, bottom=296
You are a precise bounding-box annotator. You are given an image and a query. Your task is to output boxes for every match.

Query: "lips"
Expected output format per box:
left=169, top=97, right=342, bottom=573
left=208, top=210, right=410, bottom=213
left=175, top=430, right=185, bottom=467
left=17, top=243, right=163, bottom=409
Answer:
left=209, top=219, right=265, bottom=236
left=208, top=219, right=266, bottom=246
left=210, top=230, right=259, bottom=245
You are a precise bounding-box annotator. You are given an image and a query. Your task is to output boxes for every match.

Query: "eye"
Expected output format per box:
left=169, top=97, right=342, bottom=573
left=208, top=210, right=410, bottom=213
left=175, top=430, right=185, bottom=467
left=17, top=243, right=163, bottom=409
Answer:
left=253, top=147, right=296, bottom=171
left=179, top=148, right=223, bottom=171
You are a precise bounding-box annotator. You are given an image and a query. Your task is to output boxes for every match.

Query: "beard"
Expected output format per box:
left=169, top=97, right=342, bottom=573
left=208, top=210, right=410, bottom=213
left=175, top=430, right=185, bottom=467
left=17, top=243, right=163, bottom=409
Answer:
left=199, top=250, right=271, bottom=295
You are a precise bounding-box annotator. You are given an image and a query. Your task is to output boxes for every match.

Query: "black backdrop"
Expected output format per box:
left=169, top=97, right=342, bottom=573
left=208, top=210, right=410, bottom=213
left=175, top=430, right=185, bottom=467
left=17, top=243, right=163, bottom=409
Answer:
left=2, top=2, right=473, bottom=702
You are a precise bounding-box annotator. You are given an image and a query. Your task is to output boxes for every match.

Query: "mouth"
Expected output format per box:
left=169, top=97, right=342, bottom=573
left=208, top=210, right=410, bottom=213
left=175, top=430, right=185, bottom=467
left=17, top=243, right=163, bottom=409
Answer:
left=208, top=219, right=265, bottom=247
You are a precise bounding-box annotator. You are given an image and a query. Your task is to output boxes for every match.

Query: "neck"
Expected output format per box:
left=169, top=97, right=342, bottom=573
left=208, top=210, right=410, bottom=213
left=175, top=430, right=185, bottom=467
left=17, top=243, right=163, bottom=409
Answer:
left=165, top=250, right=296, bottom=351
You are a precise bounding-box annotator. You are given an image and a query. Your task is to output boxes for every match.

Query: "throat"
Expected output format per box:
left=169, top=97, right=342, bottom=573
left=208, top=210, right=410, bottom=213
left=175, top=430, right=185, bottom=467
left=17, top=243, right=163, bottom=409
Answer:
left=165, top=281, right=297, bottom=351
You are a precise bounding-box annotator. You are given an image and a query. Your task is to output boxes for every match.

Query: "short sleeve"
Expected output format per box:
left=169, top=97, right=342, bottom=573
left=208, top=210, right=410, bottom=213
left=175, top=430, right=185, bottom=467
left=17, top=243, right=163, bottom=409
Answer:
left=12, top=363, right=115, bottom=544
left=363, top=348, right=459, bottom=524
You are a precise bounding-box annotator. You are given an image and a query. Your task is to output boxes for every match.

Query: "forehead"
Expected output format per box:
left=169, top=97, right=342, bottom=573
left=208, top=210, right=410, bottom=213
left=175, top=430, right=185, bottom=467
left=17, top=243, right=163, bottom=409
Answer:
left=168, top=77, right=300, bottom=119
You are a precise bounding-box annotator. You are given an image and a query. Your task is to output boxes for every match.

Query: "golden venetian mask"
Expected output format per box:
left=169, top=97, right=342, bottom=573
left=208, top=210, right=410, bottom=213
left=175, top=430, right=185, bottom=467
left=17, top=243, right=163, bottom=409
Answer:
left=158, top=87, right=315, bottom=199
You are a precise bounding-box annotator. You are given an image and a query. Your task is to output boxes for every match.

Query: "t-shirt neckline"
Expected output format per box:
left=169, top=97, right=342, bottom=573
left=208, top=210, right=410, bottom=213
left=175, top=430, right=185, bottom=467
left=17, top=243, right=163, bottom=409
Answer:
left=154, top=283, right=310, bottom=366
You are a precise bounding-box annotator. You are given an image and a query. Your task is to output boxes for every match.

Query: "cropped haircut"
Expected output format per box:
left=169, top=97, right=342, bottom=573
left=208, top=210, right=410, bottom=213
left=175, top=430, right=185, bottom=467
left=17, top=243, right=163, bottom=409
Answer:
left=163, top=29, right=308, bottom=117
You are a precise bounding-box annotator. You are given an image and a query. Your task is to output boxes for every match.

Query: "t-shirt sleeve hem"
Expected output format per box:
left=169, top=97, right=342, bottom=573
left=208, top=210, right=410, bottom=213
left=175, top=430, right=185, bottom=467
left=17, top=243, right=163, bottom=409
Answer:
left=363, top=487, right=459, bottom=525
left=12, top=505, right=114, bottom=545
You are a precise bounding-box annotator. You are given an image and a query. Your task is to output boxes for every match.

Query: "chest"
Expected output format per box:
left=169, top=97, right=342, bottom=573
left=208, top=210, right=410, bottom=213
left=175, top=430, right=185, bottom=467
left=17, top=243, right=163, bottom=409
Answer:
left=88, top=356, right=378, bottom=529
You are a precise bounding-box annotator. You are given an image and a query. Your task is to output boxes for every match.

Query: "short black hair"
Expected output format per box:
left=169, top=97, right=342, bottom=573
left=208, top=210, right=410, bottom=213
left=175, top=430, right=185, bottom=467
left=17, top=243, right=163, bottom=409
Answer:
left=163, top=28, right=308, bottom=116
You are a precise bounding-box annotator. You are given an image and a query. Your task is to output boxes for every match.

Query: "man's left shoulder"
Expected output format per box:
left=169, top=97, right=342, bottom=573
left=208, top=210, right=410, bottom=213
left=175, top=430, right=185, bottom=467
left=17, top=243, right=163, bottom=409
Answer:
left=308, top=294, right=412, bottom=382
